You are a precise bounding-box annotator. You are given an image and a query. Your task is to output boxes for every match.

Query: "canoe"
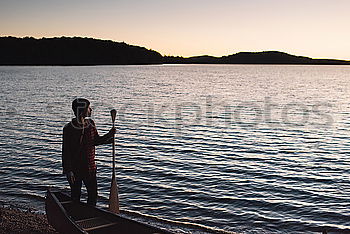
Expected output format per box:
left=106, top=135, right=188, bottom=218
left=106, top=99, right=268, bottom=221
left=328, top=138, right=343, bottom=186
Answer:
left=45, top=188, right=172, bottom=234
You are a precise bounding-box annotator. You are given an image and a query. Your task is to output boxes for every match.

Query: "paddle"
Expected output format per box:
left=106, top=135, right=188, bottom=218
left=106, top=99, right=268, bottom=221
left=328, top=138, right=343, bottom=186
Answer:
left=108, top=109, right=120, bottom=214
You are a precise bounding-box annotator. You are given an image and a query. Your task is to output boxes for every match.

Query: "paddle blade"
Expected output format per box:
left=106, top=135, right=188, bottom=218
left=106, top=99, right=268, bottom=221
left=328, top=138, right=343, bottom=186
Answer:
left=110, top=109, right=117, bottom=123
left=108, top=175, right=120, bottom=214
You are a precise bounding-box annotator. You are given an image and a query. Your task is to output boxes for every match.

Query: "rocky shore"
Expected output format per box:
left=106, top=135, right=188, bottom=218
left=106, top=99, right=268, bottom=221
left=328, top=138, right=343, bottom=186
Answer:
left=0, top=206, right=57, bottom=234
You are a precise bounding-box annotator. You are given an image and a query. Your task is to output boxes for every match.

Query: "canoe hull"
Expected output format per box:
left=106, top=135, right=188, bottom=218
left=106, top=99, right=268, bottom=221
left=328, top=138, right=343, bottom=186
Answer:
left=45, top=188, right=171, bottom=234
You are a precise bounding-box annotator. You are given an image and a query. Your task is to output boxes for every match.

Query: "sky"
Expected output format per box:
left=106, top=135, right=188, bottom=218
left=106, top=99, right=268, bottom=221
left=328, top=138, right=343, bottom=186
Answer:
left=1, top=0, right=350, bottom=60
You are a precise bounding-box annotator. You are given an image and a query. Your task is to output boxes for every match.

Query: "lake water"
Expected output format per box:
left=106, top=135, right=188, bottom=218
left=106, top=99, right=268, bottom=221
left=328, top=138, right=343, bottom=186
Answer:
left=1, top=65, right=350, bottom=233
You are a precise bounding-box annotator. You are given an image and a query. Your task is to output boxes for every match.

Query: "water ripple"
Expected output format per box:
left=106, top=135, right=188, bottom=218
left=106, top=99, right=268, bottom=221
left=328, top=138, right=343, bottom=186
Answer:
left=1, top=65, right=350, bottom=233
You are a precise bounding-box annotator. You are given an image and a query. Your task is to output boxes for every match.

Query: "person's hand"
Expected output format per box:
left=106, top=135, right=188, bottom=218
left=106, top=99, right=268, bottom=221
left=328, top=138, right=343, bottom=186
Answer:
left=66, top=171, right=75, bottom=185
left=109, top=127, right=116, bottom=136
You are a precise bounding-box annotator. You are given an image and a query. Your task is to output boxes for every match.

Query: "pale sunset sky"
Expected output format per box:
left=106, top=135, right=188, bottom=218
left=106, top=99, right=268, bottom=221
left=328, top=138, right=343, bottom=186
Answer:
left=1, top=0, right=349, bottom=60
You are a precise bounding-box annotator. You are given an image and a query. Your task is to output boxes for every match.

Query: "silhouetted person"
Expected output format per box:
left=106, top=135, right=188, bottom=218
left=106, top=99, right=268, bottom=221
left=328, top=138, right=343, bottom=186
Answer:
left=62, top=98, right=115, bottom=205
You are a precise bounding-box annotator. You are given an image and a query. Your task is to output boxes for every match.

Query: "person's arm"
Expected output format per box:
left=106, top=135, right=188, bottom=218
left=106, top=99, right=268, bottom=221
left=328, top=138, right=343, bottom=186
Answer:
left=62, top=126, right=76, bottom=184
left=91, top=120, right=115, bottom=146
left=62, top=126, right=73, bottom=174
left=96, top=131, right=114, bottom=145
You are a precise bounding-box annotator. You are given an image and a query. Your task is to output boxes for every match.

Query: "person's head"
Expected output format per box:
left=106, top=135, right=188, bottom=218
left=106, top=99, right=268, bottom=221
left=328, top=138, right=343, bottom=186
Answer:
left=72, top=98, right=91, bottom=118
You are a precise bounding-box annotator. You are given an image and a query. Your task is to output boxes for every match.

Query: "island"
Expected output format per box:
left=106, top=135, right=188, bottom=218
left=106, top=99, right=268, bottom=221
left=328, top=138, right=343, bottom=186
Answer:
left=164, top=52, right=350, bottom=65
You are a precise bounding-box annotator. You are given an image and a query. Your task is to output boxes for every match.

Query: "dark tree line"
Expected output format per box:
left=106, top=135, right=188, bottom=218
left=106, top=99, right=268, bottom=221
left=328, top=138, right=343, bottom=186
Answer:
left=0, top=36, right=349, bottom=65
left=164, top=51, right=350, bottom=65
left=0, top=37, right=163, bottom=65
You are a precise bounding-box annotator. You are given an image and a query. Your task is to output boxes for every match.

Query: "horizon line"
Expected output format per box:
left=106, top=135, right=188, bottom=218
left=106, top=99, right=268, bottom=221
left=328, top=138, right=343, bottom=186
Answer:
left=2, top=35, right=350, bottom=62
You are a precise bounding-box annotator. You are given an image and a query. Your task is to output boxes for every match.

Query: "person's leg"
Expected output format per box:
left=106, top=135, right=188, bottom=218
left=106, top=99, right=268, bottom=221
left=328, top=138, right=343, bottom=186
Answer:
left=83, top=173, right=97, bottom=206
left=69, top=175, right=82, bottom=202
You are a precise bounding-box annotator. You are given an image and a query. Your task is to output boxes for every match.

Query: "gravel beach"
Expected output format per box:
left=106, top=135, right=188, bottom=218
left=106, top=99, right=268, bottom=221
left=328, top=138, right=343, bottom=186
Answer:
left=0, top=206, right=57, bottom=234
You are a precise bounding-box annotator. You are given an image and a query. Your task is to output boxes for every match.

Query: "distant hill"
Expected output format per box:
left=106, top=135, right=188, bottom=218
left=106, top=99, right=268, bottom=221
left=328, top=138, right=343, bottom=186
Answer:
left=0, top=36, right=163, bottom=65
left=0, top=36, right=349, bottom=65
left=164, top=51, right=350, bottom=65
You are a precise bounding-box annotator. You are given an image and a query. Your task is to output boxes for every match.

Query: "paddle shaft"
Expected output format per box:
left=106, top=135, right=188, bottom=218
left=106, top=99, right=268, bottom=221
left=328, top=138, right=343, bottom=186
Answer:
left=109, top=109, right=119, bottom=213
left=110, top=109, right=117, bottom=176
left=112, top=120, right=115, bottom=177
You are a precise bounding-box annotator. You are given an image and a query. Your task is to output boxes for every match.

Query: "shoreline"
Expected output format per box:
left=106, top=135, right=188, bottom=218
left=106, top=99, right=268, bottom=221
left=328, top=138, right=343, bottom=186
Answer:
left=0, top=205, right=57, bottom=234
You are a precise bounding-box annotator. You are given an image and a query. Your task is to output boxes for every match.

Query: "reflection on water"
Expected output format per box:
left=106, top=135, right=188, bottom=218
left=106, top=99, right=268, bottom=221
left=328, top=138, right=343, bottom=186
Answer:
left=1, top=65, right=350, bottom=233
